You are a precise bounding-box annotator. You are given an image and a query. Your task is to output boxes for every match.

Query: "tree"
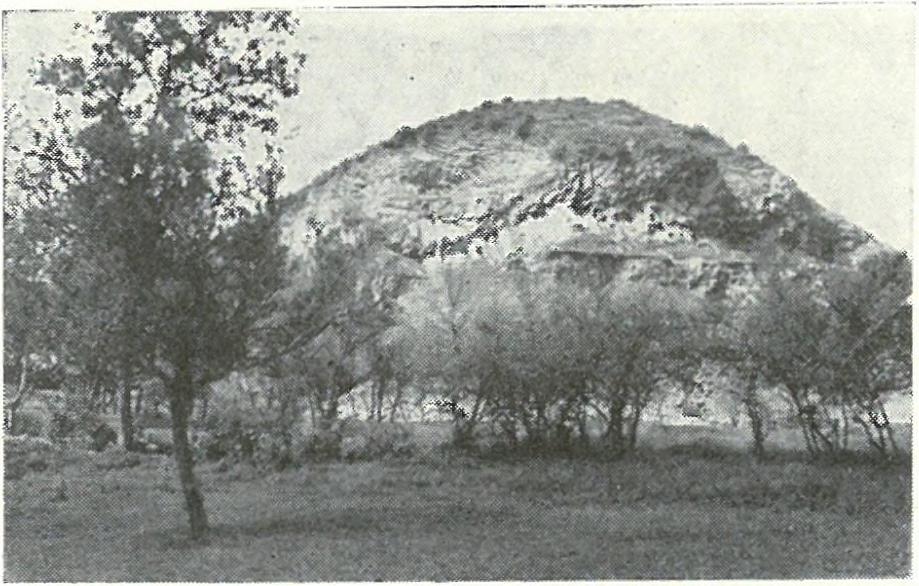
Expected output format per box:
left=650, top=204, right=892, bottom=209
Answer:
left=400, top=259, right=705, bottom=455
left=265, top=215, right=419, bottom=430
left=3, top=209, right=63, bottom=432
left=698, top=297, right=780, bottom=461
left=743, top=270, right=843, bottom=457
left=15, top=12, right=307, bottom=539
left=365, top=332, right=414, bottom=422
left=398, top=259, right=509, bottom=444
left=820, top=251, right=911, bottom=456
left=582, top=281, right=703, bottom=454
left=744, top=251, right=910, bottom=459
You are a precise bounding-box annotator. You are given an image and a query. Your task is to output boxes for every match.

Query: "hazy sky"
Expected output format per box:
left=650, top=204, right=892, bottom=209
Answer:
left=4, top=5, right=914, bottom=250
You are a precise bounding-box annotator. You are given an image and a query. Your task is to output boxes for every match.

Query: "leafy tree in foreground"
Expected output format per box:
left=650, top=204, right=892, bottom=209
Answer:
left=16, top=11, right=306, bottom=539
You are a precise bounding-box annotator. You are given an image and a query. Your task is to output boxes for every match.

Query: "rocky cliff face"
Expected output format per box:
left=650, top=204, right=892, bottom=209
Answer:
left=280, top=97, right=902, bottom=295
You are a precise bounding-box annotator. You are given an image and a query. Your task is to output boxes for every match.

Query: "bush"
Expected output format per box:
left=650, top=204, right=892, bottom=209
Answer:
left=252, top=431, right=298, bottom=469
left=89, top=423, right=118, bottom=452
left=298, top=428, right=342, bottom=463
left=448, top=421, right=504, bottom=454
left=4, top=435, right=55, bottom=480
left=24, top=451, right=51, bottom=472
left=201, top=417, right=301, bottom=470
left=139, top=427, right=173, bottom=454
left=49, top=411, right=79, bottom=443
left=94, top=446, right=142, bottom=471
left=342, top=421, right=416, bottom=462
left=516, top=114, right=536, bottom=141
left=488, top=118, right=506, bottom=132
left=11, top=408, right=51, bottom=438
left=200, top=420, right=256, bottom=461
left=295, top=420, right=417, bottom=464
left=418, top=123, right=438, bottom=144
left=5, top=434, right=54, bottom=451
left=382, top=125, right=418, bottom=149
left=200, top=373, right=302, bottom=466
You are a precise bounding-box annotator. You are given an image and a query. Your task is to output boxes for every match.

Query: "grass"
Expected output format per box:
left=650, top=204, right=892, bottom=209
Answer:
left=4, top=425, right=912, bottom=581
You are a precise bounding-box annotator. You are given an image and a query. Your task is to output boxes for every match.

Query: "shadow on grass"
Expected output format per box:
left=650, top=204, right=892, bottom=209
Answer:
left=147, top=499, right=516, bottom=551
left=148, top=510, right=384, bottom=550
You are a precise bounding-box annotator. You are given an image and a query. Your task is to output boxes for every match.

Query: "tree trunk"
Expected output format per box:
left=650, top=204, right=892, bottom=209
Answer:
left=307, top=394, right=317, bottom=426
left=119, top=383, right=136, bottom=451
left=788, top=388, right=832, bottom=458
left=576, top=402, right=590, bottom=447
left=134, top=385, right=144, bottom=419
left=877, top=404, right=899, bottom=455
left=199, top=394, right=209, bottom=425
left=742, top=377, right=767, bottom=461
left=606, top=400, right=625, bottom=456
left=368, top=385, right=377, bottom=422
left=318, top=395, right=339, bottom=430
left=840, top=402, right=850, bottom=452
left=626, top=409, right=640, bottom=451
left=626, top=392, right=642, bottom=452
left=7, top=355, right=30, bottom=433
left=168, top=370, right=209, bottom=540
left=389, top=386, right=404, bottom=422
left=746, top=402, right=766, bottom=461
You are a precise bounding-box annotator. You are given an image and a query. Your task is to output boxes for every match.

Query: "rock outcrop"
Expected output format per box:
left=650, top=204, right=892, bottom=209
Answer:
left=280, top=97, right=904, bottom=300
left=287, top=99, right=894, bottom=256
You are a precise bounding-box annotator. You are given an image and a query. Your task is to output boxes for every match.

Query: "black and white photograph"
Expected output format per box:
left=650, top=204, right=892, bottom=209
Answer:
left=1, top=2, right=913, bottom=581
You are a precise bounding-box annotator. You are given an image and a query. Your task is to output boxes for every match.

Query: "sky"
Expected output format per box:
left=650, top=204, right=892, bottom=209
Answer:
left=3, top=5, right=914, bottom=250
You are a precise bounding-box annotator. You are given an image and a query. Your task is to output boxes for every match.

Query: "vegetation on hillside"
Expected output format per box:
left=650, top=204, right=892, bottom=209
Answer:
left=288, top=97, right=873, bottom=264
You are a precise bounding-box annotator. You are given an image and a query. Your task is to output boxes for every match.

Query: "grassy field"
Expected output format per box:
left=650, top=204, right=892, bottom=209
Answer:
left=4, top=424, right=912, bottom=581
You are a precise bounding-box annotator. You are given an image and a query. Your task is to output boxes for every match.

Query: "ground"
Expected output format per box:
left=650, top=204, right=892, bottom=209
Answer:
left=4, top=424, right=911, bottom=581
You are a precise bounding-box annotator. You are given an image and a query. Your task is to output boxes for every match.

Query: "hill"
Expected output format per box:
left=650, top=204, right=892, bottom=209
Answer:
left=280, top=97, right=896, bottom=279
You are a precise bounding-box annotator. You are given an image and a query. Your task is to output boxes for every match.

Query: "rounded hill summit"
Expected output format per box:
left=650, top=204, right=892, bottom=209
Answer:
left=281, top=97, right=891, bottom=270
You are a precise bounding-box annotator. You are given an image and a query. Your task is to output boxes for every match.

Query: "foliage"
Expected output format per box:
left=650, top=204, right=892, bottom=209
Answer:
left=399, top=260, right=705, bottom=455
left=10, top=11, right=308, bottom=539
left=266, top=213, right=419, bottom=428
left=89, top=423, right=119, bottom=452
left=298, top=428, right=343, bottom=462
left=740, top=251, right=911, bottom=458
left=3, top=211, right=67, bottom=429
left=9, top=407, right=52, bottom=438
left=4, top=435, right=55, bottom=480
left=198, top=372, right=295, bottom=466
left=93, top=446, right=143, bottom=471
left=339, top=420, right=416, bottom=461
left=382, top=125, right=418, bottom=149
left=48, top=411, right=80, bottom=443
left=515, top=114, right=536, bottom=140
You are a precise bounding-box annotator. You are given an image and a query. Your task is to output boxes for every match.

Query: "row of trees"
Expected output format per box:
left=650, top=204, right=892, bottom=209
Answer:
left=391, top=251, right=909, bottom=460
left=397, top=262, right=701, bottom=453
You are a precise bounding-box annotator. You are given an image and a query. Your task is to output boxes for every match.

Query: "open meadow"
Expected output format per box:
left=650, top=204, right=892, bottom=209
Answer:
left=5, top=423, right=911, bottom=581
